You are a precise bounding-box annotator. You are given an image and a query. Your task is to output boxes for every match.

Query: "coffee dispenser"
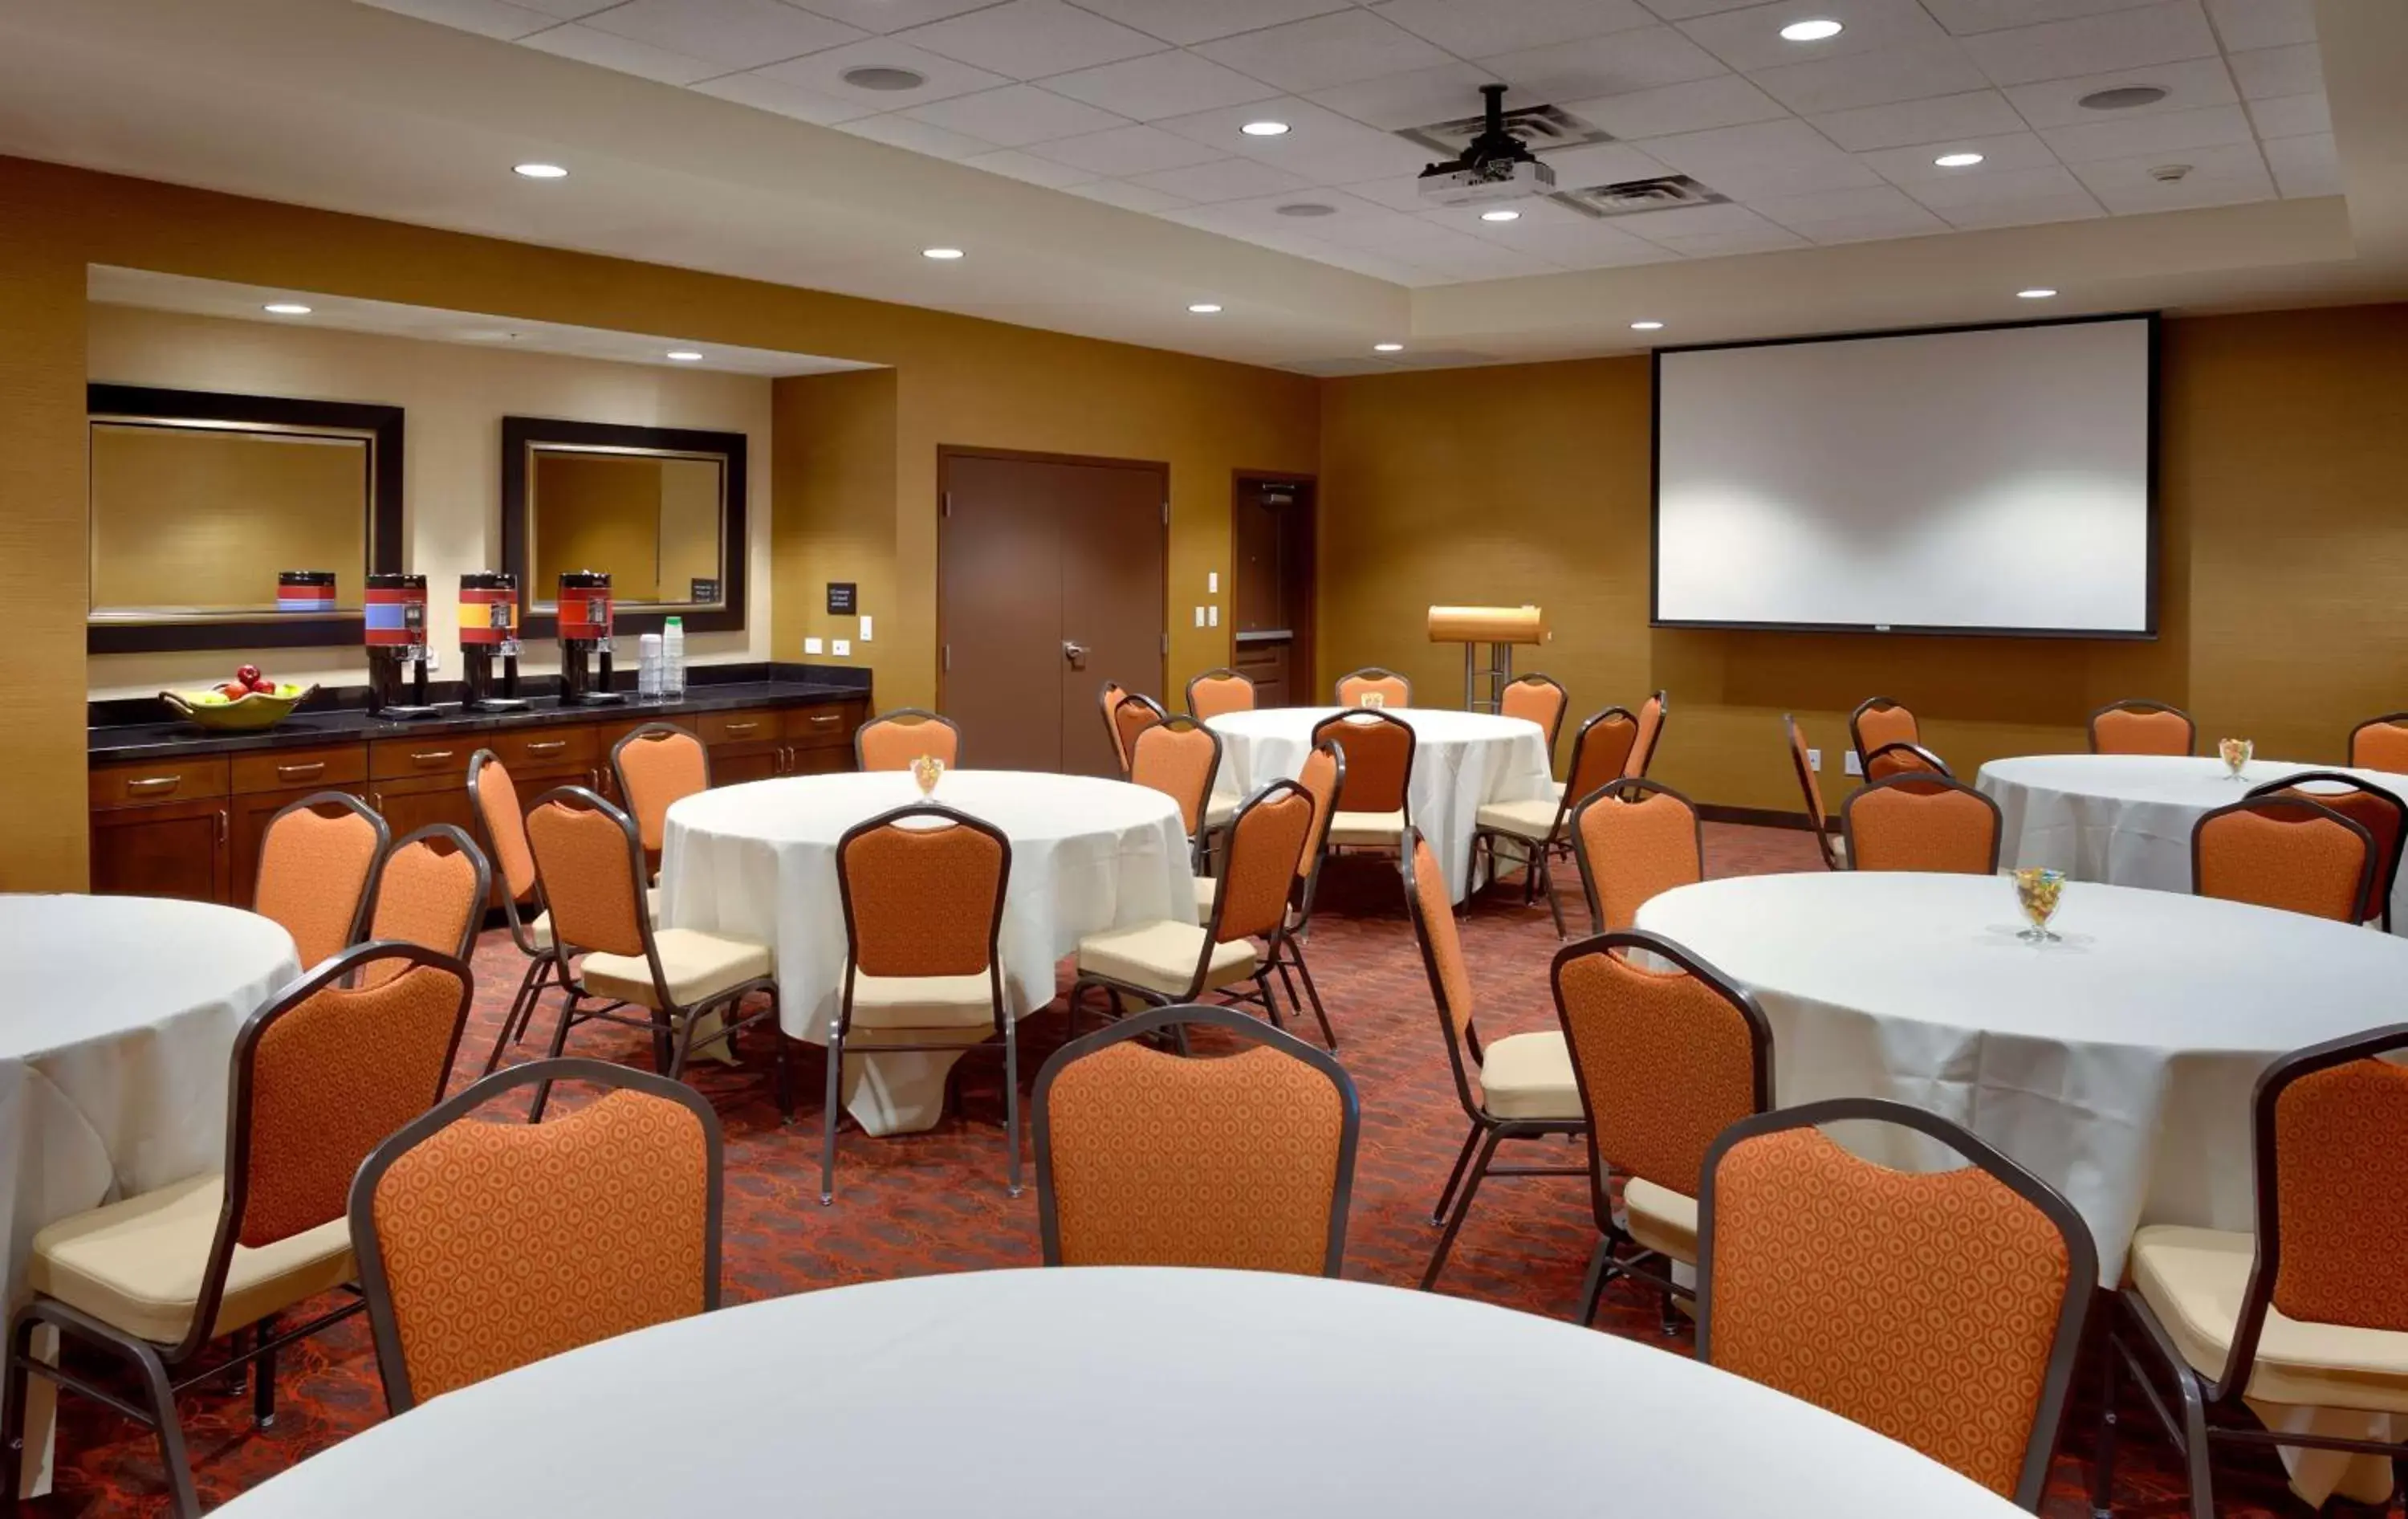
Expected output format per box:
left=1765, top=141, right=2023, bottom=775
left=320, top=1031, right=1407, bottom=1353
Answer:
left=458, top=571, right=528, bottom=711
left=364, top=572, right=438, bottom=719
left=556, top=569, right=622, bottom=706
left=277, top=569, right=336, bottom=614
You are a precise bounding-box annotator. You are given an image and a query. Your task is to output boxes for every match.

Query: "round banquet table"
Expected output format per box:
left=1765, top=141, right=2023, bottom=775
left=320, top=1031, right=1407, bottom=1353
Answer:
left=211, top=1267, right=2026, bottom=1519
left=1634, top=871, right=2408, bottom=1281
left=1979, top=753, right=2408, bottom=932
left=0, top=894, right=299, bottom=1498
left=657, top=771, right=1194, bottom=1135
left=1206, top=706, right=1556, bottom=902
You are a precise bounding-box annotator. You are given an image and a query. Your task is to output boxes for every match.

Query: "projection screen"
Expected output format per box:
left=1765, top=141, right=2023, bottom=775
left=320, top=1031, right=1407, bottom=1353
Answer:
left=1652, top=316, right=2155, bottom=637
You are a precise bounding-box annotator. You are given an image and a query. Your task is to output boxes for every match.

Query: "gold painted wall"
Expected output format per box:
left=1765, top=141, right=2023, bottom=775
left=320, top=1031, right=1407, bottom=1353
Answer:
left=90, top=424, right=368, bottom=612
left=534, top=454, right=669, bottom=602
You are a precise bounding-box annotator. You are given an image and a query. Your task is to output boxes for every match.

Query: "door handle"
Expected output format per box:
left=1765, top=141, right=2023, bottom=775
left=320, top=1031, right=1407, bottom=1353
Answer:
left=1063, top=641, right=1088, bottom=669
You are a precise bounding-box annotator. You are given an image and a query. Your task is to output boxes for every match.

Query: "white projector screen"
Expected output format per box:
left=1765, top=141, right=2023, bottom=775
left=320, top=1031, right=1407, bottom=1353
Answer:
left=1653, top=317, right=2154, bottom=637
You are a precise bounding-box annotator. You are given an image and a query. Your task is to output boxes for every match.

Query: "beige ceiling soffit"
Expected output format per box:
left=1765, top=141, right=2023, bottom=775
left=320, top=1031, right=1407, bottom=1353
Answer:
left=2318, top=0, right=2408, bottom=273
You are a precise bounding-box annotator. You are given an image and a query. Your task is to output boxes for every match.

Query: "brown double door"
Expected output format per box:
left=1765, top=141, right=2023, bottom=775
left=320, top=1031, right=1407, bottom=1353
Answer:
left=939, top=450, right=1166, bottom=776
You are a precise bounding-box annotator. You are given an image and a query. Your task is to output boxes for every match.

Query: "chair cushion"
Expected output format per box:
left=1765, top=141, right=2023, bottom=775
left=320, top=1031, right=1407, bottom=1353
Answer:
left=1076, top=919, right=1256, bottom=997
left=1328, top=809, right=1406, bottom=847
left=527, top=886, right=659, bottom=953
left=1476, top=797, right=1561, bottom=841
left=28, top=1175, right=353, bottom=1345
left=1478, top=1029, right=1581, bottom=1121
left=581, top=927, right=771, bottom=1010
left=1203, top=796, right=1238, bottom=831
left=2130, top=1224, right=2408, bottom=1414
left=848, top=971, right=997, bottom=1032
left=1624, top=1176, right=1698, bottom=1265
left=1194, top=877, right=1219, bottom=914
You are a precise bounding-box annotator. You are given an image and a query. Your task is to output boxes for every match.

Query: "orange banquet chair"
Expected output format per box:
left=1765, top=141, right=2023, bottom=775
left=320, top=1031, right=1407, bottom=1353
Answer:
left=1499, top=671, right=1569, bottom=754
left=1312, top=708, right=1415, bottom=866
left=2, top=943, right=471, bottom=1517
left=251, top=789, right=388, bottom=972
left=2246, top=771, right=2406, bottom=927
left=825, top=803, right=1015, bottom=1203
left=1475, top=703, right=1637, bottom=937
left=1841, top=772, right=2002, bottom=875
left=1185, top=666, right=1255, bottom=722
left=1032, top=1003, right=1359, bottom=1277
left=610, top=723, right=710, bottom=869
left=1205, top=741, right=1346, bottom=1049
left=1110, top=691, right=1167, bottom=780
left=1849, top=694, right=1920, bottom=776
left=1556, top=930, right=1770, bottom=1330
left=348, top=1057, right=721, bottom=1413
left=1129, top=715, right=1222, bottom=869
left=1697, top=1098, right=2095, bottom=1511
left=1863, top=740, right=1951, bottom=784
left=1783, top=714, right=1844, bottom=870
left=521, top=786, right=787, bottom=1119
left=1570, top=778, right=1704, bottom=935
left=1624, top=690, right=1668, bottom=780
left=1098, top=680, right=1131, bottom=771
left=1551, top=705, right=1639, bottom=804
left=2190, top=794, right=2374, bottom=923
left=2089, top=698, right=2196, bottom=756
left=2347, top=711, right=2408, bottom=772
left=2097, top=1023, right=2408, bottom=1519
left=854, top=707, right=962, bottom=772
left=1333, top=665, right=1411, bottom=709
left=356, top=824, right=490, bottom=981
left=1403, top=829, right=1584, bottom=1290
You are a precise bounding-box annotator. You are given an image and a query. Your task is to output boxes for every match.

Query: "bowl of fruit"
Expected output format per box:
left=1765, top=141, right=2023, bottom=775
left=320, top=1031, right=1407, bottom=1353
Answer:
left=160, top=667, right=319, bottom=731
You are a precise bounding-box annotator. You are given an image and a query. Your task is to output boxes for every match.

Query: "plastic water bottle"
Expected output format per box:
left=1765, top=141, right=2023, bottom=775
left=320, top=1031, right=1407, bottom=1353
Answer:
left=663, top=616, right=686, bottom=700
left=637, top=633, right=663, bottom=702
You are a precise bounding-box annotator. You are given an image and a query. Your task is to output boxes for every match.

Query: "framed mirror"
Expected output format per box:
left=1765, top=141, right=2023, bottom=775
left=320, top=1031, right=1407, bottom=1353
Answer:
left=86, top=385, right=403, bottom=652
left=502, top=417, right=748, bottom=638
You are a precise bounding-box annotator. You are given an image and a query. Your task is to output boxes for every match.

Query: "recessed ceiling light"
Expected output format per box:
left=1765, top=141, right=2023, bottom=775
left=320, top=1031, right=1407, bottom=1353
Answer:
left=1780, top=18, right=1844, bottom=41
left=1275, top=202, right=1336, bottom=218
left=2079, top=85, right=2168, bottom=111
left=1631, top=320, right=1664, bottom=331
left=512, top=162, right=568, bottom=179
left=1241, top=120, right=1291, bottom=137
left=1480, top=209, right=1521, bottom=222
left=1188, top=303, right=1222, bottom=314
left=921, top=246, right=965, bottom=260
left=262, top=303, right=311, bottom=316
left=2017, top=288, right=2058, bottom=299
left=1934, top=151, right=1986, bottom=168
left=1373, top=342, right=1404, bottom=352
left=842, top=65, right=926, bottom=92
left=665, top=350, right=703, bottom=361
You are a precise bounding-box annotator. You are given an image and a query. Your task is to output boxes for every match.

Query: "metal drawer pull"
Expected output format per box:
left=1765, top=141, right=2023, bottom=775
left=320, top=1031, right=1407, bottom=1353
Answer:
left=126, top=776, right=181, bottom=796
left=722, top=721, right=761, bottom=735
left=409, top=750, right=456, bottom=765
left=810, top=714, right=840, bottom=725
left=524, top=739, right=567, bottom=755
left=275, top=762, right=326, bottom=781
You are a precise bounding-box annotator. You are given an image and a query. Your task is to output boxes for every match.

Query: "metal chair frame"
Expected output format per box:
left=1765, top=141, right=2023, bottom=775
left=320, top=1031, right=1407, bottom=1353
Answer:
left=1840, top=771, right=2003, bottom=875
left=1784, top=713, right=1843, bottom=871
left=2243, top=771, right=2406, bottom=929
left=2189, top=793, right=2376, bottom=924
left=1474, top=706, right=1637, bottom=938
left=1568, top=777, right=1706, bottom=937
left=1849, top=694, right=1919, bottom=775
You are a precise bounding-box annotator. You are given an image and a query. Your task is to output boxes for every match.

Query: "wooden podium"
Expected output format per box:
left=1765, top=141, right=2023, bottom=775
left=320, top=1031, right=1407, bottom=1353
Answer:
left=1427, top=605, right=1548, bottom=712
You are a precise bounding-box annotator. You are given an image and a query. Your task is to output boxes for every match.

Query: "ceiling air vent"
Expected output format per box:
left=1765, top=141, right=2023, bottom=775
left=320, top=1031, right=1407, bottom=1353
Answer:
left=1398, top=103, right=1610, bottom=157
left=1552, top=174, right=1729, bottom=219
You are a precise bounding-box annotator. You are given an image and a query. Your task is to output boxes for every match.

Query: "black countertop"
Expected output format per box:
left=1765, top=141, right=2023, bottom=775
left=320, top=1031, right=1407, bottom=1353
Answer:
left=89, top=665, right=871, bottom=763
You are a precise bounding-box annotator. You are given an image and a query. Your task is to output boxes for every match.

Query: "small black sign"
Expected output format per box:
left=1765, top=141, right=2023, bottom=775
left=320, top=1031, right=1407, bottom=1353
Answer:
left=827, top=581, right=857, bottom=614
left=690, top=577, right=721, bottom=604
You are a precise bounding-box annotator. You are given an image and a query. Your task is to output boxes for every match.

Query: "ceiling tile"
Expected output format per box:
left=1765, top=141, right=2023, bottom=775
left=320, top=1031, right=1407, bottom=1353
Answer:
left=1473, top=24, right=1729, bottom=101
left=1614, top=200, right=1783, bottom=238
left=1917, top=0, right=2167, bottom=35
left=1499, top=225, right=1686, bottom=268
left=2204, top=0, right=2314, bottom=52
left=356, top=0, right=561, bottom=41
left=1304, top=63, right=1503, bottom=132
left=894, top=1, right=1165, bottom=79
left=1151, top=98, right=1430, bottom=181
left=578, top=0, right=864, bottom=68
left=1127, top=157, right=1320, bottom=202
left=501, top=0, right=621, bottom=16
left=1037, top=51, right=1282, bottom=120
left=1901, top=161, right=2089, bottom=207
left=1747, top=39, right=1992, bottom=114
left=787, top=0, right=1003, bottom=32
left=961, top=147, right=1100, bottom=185
left=1161, top=188, right=1406, bottom=240
left=1022, top=121, right=1231, bottom=173
left=2226, top=43, right=2321, bottom=100
left=1926, top=191, right=2104, bottom=227
left=1856, top=130, right=2060, bottom=183
left=2066, top=136, right=2268, bottom=200
left=1643, top=116, right=1885, bottom=197
left=830, top=111, right=992, bottom=157
left=1067, top=0, right=1356, bottom=47
left=2262, top=131, right=2338, bottom=197
left=1631, top=0, right=1791, bottom=17
left=2245, top=92, right=2327, bottom=140
left=1649, top=224, right=1813, bottom=255
left=1336, top=175, right=1438, bottom=210
left=754, top=37, right=1011, bottom=108
left=1538, top=140, right=1678, bottom=189
left=2077, top=160, right=2273, bottom=213
left=1402, top=238, right=1568, bottom=279
left=1959, top=0, right=2218, bottom=88
left=1751, top=182, right=1951, bottom=234
left=1371, top=0, right=1658, bottom=56
left=1061, top=177, right=1194, bottom=210
left=1808, top=89, right=2025, bottom=151
left=1998, top=55, right=2235, bottom=126
left=1418, top=195, right=1606, bottom=235
left=1677, top=0, right=1950, bottom=74
left=901, top=83, right=1130, bottom=145
left=518, top=22, right=724, bottom=83
left=1560, top=75, right=1792, bottom=139
left=2039, top=101, right=2251, bottom=162
left=690, top=67, right=879, bottom=121
left=1193, top=10, right=1454, bottom=93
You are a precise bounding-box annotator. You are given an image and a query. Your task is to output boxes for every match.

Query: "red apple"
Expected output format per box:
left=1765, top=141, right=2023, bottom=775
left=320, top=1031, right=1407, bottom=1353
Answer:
left=235, top=664, right=266, bottom=692
left=218, top=682, right=250, bottom=699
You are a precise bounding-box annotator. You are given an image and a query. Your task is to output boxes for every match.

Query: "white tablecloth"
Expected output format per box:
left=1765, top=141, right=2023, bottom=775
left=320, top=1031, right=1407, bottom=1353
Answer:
left=1, top=894, right=298, bottom=1498
left=1979, top=754, right=2408, bottom=931
left=1634, top=872, right=2408, bottom=1281
left=658, top=771, right=1194, bottom=1135
left=214, top=1266, right=2024, bottom=1519
left=1206, top=707, right=1555, bottom=902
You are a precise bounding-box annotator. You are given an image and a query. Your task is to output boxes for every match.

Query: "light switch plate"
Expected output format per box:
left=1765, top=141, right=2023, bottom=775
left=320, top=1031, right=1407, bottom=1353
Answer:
left=1207, top=571, right=1218, bottom=593
left=832, top=639, right=851, bottom=657
left=1194, top=605, right=1205, bottom=627
left=1207, top=605, right=1218, bottom=627
left=1807, top=747, right=1820, bottom=772
left=1844, top=751, right=1863, bottom=777
left=859, top=615, right=872, bottom=642
left=803, top=637, right=824, bottom=655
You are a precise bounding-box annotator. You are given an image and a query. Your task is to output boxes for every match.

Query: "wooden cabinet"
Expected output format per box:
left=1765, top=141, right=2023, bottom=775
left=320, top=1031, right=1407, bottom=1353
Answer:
left=90, top=795, right=229, bottom=902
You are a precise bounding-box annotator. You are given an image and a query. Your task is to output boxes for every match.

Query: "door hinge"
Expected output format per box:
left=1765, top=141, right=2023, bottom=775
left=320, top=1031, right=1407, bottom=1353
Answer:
left=942, top=492, right=952, bottom=519
left=1161, top=633, right=1169, bottom=656
left=1161, top=500, right=1170, bottom=526
left=942, top=644, right=952, bottom=672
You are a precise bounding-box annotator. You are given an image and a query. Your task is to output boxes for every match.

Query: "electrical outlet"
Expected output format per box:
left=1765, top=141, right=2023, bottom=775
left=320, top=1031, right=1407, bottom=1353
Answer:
left=832, top=638, right=851, bottom=657
left=1194, top=605, right=1205, bottom=627
left=803, top=637, right=824, bottom=655
left=1207, top=605, right=1218, bottom=627
left=1207, top=570, right=1218, bottom=593
left=1844, top=751, right=1863, bottom=777
left=859, top=615, right=872, bottom=642
left=1807, top=747, right=1821, bottom=772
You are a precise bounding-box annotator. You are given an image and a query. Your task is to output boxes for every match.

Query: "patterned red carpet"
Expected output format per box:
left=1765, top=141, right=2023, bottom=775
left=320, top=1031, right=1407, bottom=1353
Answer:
left=35, top=825, right=2340, bottom=1516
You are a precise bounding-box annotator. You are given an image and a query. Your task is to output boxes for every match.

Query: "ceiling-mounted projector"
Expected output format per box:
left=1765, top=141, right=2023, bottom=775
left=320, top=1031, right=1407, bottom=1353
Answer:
left=1418, top=83, right=1555, bottom=207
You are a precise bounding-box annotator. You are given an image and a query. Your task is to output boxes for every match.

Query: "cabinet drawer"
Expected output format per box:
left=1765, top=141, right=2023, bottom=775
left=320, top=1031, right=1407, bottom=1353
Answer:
left=230, top=743, right=368, bottom=796
left=89, top=756, right=230, bottom=811
left=369, top=736, right=481, bottom=780
left=487, top=725, right=598, bottom=772
left=699, top=709, right=779, bottom=747
left=784, top=702, right=859, bottom=751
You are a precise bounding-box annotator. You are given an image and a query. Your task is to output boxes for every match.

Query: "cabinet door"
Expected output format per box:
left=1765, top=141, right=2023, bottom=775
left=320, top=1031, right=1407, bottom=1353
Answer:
left=783, top=745, right=851, bottom=778
left=91, top=797, right=230, bottom=902
left=711, top=749, right=782, bottom=786
left=229, top=784, right=372, bottom=909
left=369, top=772, right=486, bottom=843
